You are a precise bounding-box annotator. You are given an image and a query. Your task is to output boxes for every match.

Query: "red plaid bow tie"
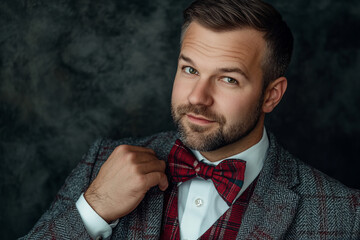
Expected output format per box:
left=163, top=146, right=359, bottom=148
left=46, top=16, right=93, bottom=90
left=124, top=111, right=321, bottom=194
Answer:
left=168, top=139, right=246, bottom=206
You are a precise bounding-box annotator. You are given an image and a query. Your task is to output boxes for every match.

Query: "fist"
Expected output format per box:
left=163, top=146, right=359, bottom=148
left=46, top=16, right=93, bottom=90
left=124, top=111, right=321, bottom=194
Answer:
left=84, top=145, right=168, bottom=222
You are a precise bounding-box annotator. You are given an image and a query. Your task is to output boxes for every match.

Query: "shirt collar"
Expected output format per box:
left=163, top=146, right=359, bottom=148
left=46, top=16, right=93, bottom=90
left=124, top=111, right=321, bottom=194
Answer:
left=182, top=128, right=269, bottom=203
left=190, top=128, right=269, bottom=200
left=190, top=127, right=269, bottom=167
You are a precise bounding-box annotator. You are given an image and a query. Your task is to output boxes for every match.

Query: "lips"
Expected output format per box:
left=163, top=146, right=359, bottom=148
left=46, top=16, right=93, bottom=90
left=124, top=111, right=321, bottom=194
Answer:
left=186, top=114, right=215, bottom=125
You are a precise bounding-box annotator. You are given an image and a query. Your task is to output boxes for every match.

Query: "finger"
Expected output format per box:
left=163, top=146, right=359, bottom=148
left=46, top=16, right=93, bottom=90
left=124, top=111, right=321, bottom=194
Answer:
left=122, top=151, right=162, bottom=166
left=113, top=146, right=158, bottom=165
left=138, top=160, right=166, bottom=174
left=144, top=172, right=169, bottom=191
left=120, top=145, right=156, bottom=155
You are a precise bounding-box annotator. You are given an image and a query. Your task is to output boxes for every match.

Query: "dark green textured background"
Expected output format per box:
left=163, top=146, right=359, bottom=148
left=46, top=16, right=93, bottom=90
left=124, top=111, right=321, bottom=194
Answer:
left=0, top=0, right=359, bottom=238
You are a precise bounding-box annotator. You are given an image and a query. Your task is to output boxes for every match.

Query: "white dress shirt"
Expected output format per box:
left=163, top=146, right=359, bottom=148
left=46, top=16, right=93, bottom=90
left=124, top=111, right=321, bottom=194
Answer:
left=76, top=193, right=118, bottom=239
left=76, top=129, right=269, bottom=240
left=178, top=129, right=268, bottom=240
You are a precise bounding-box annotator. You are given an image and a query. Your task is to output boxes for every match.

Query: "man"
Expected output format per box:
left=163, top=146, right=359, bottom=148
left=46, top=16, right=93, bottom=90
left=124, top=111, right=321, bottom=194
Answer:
left=23, top=0, right=360, bottom=239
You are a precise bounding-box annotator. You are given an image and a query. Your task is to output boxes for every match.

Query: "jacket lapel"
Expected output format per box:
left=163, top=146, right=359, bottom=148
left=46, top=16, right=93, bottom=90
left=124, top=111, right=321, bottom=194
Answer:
left=112, top=187, right=165, bottom=239
left=237, top=133, right=300, bottom=239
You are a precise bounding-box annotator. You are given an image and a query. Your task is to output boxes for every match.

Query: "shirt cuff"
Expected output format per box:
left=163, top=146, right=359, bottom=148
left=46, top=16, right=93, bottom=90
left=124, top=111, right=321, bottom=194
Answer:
left=76, top=193, right=119, bottom=239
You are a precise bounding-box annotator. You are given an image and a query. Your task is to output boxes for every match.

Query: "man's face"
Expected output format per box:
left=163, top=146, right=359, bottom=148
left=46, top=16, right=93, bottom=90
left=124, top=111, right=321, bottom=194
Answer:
left=171, top=22, right=266, bottom=152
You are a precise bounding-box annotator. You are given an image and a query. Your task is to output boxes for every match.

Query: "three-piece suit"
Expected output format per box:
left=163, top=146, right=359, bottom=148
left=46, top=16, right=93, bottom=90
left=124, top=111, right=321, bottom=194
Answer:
left=22, top=131, right=360, bottom=239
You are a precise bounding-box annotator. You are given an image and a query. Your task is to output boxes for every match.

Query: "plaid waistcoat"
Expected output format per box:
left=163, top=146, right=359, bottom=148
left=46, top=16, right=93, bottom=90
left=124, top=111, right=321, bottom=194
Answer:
left=160, top=180, right=257, bottom=240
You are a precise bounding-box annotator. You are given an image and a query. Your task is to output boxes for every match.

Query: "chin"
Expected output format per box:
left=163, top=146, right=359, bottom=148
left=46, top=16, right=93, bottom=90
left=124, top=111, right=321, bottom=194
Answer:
left=178, top=118, right=261, bottom=152
left=178, top=126, right=227, bottom=152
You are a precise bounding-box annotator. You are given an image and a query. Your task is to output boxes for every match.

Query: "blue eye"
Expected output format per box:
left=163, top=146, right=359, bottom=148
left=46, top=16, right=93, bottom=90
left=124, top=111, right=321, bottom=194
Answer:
left=183, top=66, right=199, bottom=75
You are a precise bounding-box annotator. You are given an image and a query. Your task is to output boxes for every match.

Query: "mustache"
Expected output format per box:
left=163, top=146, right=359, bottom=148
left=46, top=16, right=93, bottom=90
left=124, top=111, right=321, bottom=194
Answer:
left=175, top=104, right=226, bottom=124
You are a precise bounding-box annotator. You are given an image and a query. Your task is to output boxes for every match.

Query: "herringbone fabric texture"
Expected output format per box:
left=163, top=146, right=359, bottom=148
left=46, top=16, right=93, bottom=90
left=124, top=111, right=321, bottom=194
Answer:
left=21, top=131, right=360, bottom=239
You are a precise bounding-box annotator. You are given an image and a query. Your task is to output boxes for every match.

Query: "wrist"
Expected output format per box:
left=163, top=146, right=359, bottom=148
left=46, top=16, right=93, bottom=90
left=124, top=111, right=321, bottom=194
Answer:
left=84, top=188, right=114, bottom=223
left=76, top=193, right=116, bottom=239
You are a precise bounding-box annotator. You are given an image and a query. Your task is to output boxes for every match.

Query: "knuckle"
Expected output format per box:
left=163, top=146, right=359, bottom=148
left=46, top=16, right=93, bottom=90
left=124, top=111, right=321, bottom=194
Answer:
left=134, top=175, right=147, bottom=187
left=115, top=144, right=129, bottom=153
left=123, top=151, right=137, bottom=162
left=129, top=164, right=141, bottom=174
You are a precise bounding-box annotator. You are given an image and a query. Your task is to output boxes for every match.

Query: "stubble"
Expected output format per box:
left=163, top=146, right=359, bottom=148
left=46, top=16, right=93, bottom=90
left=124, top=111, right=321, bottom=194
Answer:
left=171, top=100, right=262, bottom=152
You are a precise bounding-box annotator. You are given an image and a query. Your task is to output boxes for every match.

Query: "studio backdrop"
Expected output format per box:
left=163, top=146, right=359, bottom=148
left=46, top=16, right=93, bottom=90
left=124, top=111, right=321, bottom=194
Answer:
left=0, top=0, right=359, bottom=238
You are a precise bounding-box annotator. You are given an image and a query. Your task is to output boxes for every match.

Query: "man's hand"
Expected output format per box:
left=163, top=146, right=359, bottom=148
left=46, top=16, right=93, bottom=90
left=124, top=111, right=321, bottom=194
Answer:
left=84, top=145, right=168, bottom=222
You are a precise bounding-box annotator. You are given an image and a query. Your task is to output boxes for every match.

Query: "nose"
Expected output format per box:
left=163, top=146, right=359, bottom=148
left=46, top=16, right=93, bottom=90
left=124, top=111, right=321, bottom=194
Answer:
left=187, top=79, right=214, bottom=106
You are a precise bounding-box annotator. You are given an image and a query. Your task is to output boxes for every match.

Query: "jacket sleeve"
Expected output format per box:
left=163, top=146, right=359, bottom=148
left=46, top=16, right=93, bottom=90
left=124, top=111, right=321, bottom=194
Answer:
left=351, top=192, right=360, bottom=239
left=19, top=139, right=104, bottom=240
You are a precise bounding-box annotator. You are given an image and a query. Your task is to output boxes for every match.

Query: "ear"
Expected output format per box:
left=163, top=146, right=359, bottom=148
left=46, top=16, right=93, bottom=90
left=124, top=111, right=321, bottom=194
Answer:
left=262, top=77, right=287, bottom=113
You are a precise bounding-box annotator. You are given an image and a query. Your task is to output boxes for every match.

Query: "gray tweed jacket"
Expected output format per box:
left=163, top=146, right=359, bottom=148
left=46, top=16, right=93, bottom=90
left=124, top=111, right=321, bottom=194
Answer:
left=22, top=131, right=360, bottom=239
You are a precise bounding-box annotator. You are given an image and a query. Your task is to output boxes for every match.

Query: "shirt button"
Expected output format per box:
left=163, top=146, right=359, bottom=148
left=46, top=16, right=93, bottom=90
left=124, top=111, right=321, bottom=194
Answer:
left=195, top=198, right=204, bottom=207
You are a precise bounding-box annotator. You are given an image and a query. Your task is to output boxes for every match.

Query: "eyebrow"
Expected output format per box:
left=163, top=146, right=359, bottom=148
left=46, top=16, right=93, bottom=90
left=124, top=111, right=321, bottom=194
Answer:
left=179, top=54, right=195, bottom=66
left=178, top=54, right=249, bottom=80
left=217, top=67, right=248, bottom=80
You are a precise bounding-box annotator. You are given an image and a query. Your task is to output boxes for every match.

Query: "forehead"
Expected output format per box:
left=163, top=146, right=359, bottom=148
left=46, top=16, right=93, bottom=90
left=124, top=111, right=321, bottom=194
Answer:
left=180, top=22, right=266, bottom=75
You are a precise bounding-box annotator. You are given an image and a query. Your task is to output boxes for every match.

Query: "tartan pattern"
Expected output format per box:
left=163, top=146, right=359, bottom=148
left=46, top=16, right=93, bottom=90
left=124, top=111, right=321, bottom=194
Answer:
left=160, top=179, right=257, bottom=240
left=168, top=139, right=246, bottom=205
left=21, top=131, right=360, bottom=239
left=160, top=184, right=180, bottom=240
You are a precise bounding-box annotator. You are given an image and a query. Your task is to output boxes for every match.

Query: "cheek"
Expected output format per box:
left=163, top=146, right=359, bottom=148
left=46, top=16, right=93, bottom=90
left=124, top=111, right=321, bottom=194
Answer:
left=171, top=76, right=184, bottom=105
left=171, top=76, right=191, bottom=104
left=216, top=95, right=254, bottom=120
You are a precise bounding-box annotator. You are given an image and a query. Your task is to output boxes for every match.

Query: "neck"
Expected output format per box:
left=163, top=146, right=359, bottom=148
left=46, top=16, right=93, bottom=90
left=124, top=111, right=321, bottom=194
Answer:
left=200, top=116, right=265, bottom=162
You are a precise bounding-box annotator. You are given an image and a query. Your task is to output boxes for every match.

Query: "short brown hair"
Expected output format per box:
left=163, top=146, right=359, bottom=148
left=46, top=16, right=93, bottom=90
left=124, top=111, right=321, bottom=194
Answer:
left=182, top=0, right=294, bottom=87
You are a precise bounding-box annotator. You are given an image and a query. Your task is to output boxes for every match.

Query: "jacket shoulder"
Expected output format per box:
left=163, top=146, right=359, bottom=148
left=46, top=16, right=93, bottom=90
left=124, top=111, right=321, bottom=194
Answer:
left=267, top=132, right=359, bottom=196
left=295, top=158, right=359, bottom=196
left=268, top=134, right=360, bottom=237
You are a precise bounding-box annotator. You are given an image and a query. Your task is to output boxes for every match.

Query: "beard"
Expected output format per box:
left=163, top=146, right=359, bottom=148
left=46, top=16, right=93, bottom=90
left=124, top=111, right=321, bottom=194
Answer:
left=171, top=97, right=263, bottom=152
